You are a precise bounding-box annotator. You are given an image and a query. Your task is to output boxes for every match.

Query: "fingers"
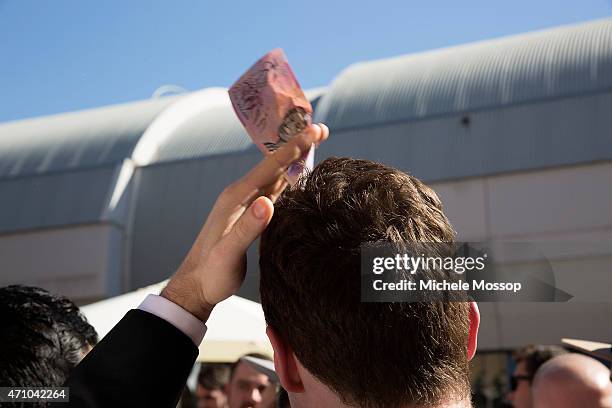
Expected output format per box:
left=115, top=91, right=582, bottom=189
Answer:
left=216, top=196, right=275, bottom=259
left=240, top=123, right=328, bottom=195
left=315, top=123, right=329, bottom=147
left=267, top=177, right=288, bottom=203
left=206, top=122, right=328, bottom=241
left=169, top=124, right=328, bottom=311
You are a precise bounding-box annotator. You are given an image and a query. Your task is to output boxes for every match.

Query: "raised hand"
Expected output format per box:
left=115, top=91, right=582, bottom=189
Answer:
left=161, top=123, right=329, bottom=322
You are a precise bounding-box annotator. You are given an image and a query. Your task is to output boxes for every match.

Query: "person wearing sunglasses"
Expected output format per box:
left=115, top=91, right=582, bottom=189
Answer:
left=506, top=345, right=567, bottom=408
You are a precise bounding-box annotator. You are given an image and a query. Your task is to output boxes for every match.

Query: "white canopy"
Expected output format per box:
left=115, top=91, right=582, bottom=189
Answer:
left=81, top=281, right=272, bottom=362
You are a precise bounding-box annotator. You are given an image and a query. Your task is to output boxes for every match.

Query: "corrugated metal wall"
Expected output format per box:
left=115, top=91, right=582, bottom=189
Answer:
left=316, top=91, right=612, bottom=183
left=315, top=18, right=612, bottom=130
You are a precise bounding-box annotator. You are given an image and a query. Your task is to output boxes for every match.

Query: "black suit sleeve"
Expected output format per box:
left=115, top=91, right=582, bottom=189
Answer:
left=60, top=309, right=199, bottom=408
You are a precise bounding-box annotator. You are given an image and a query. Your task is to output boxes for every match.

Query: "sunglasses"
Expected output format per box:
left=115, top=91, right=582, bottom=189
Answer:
left=510, top=375, right=533, bottom=391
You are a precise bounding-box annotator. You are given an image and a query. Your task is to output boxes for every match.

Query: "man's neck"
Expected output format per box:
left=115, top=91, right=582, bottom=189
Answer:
left=428, top=397, right=473, bottom=408
left=290, top=360, right=473, bottom=408
left=289, top=392, right=473, bottom=408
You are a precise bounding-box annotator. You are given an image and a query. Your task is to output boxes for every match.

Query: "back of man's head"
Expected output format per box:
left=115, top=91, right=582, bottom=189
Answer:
left=533, top=353, right=612, bottom=408
left=259, top=157, right=473, bottom=408
left=0, top=285, right=98, bottom=389
left=506, top=345, right=568, bottom=408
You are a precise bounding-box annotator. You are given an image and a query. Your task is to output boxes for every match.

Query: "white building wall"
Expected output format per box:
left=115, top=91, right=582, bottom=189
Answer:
left=431, top=161, right=612, bottom=349
left=0, top=224, right=124, bottom=303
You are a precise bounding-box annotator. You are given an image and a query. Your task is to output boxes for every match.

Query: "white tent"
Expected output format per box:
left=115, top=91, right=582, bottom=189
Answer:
left=81, top=281, right=273, bottom=362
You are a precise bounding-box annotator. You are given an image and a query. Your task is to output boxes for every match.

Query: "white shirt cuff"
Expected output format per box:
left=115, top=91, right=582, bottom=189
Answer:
left=138, top=294, right=207, bottom=346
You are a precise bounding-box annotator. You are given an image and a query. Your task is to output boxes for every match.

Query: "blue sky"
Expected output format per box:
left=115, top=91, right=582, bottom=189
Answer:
left=1, top=0, right=611, bottom=123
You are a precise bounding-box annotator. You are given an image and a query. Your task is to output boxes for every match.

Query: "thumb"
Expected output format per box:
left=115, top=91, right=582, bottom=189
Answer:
left=221, top=196, right=274, bottom=256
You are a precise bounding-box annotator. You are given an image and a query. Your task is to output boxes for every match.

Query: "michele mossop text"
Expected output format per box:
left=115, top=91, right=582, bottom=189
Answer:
left=359, top=242, right=567, bottom=302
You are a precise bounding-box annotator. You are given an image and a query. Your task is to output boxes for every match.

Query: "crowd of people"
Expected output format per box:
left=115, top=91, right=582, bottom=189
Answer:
left=185, top=355, right=288, bottom=408
left=1, top=124, right=610, bottom=407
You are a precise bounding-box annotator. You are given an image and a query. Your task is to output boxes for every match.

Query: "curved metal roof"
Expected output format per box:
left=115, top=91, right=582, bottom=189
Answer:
left=314, top=18, right=612, bottom=129
left=152, top=87, right=328, bottom=164
left=153, top=102, right=254, bottom=163
left=0, top=97, right=179, bottom=180
left=0, top=87, right=325, bottom=234
left=0, top=84, right=328, bottom=180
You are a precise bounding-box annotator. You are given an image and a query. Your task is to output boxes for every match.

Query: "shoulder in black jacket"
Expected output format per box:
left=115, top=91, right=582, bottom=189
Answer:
left=55, top=309, right=199, bottom=408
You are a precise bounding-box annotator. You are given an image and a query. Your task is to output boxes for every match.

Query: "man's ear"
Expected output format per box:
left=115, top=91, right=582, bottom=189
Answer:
left=467, top=301, right=480, bottom=360
left=266, top=326, right=304, bottom=392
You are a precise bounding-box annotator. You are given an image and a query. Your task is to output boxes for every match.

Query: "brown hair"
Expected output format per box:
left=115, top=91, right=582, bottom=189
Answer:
left=259, top=157, right=471, bottom=408
left=514, top=345, right=568, bottom=377
left=198, top=363, right=230, bottom=390
left=229, top=352, right=272, bottom=381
